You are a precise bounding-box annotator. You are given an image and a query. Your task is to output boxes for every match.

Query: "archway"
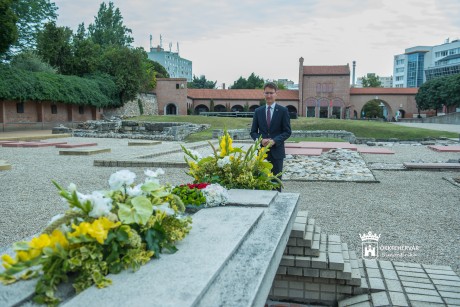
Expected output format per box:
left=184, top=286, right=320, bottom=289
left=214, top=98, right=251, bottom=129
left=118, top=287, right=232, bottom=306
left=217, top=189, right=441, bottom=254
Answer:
left=305, top=98, right=316, bottom=117
left=360, top=99, right=393, bottom=120
left=249, top=105, right=258, bottom=112
left=165, top=103, right=177, bottom=115
left=214, top=104, right=227, bottom=112
left=231, top=105, right=243, bottom=112
left=287, top=105, right=297, bottom=114
left=194, top=104, right=209, bottom=114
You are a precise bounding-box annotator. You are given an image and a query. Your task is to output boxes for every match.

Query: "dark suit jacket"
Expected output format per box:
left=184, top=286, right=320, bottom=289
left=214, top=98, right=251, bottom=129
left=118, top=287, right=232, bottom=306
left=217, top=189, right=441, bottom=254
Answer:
left=250, top=104, right=292, bottom=159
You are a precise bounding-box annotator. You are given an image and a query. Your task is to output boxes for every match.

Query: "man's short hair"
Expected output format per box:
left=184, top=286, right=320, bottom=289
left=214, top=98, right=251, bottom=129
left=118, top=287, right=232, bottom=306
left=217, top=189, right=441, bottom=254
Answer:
left=264, top=82, right=278, bottom=91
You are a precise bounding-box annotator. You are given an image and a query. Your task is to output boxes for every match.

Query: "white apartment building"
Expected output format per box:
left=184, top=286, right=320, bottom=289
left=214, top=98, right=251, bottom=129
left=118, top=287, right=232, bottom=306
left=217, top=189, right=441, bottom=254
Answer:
left=147, top=38, right=192, bottom=81
left=393, top=39, right=460, bottom=88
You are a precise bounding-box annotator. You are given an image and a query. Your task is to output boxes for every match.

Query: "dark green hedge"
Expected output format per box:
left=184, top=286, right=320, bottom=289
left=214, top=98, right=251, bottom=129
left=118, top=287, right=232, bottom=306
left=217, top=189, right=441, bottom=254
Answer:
left=0, top=65, right=120, bottom=107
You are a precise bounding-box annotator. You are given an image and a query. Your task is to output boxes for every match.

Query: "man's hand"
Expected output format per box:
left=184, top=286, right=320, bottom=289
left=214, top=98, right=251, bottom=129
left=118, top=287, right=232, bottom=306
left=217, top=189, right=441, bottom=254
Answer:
left=262, top=138, right=274, bottom=147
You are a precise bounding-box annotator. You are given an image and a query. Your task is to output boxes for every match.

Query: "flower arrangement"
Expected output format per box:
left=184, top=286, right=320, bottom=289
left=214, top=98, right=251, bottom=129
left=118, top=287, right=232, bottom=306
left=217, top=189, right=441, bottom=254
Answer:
left=0, top=169, right=192, bottom=305
left=171, top=182, right=229, bottom=209
left=181, top=130, right=281, bottom=190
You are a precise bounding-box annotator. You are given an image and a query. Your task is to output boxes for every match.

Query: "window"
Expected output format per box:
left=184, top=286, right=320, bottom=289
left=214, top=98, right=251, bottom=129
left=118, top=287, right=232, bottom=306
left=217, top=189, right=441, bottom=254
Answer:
left=78, top=106, right=84, bottom=114
left=16, top=102, right=24, bottom=113
left=176, top=84, right=180, bottom=89
left=51, top=105, right=57, bottom=114
left=316, top=83, right=321, bottom=93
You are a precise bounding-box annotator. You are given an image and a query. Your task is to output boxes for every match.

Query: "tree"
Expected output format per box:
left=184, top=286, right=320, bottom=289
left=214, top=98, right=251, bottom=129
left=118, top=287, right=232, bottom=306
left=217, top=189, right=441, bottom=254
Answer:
left=362, top=99, right=383, bottom=118
left=71, top=23, right=103, bottom=76
left=230, top=73, right=264, bottom=89
left=36, top=22, right=73, bottom=74
left=187, top=75, right=216, bottom=89
left=88, top=1, right=133, bottom=47
left=98, top=46, right=147, bottom=104
left=0, top=0, right=18, bottom=55
left=416, top=74, right=460, bottom=112
left=10, top=50, right=56, bottom=73
left=361, top=73, right=382, bottom=87
left=10, top=0, right=57, bottom=52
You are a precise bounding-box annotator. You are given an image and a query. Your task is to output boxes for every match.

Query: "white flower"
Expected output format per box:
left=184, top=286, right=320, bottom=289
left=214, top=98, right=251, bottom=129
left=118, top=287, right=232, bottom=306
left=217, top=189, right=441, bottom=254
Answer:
left=88, top=191, right=113, bottom=218
left=68, top=183, right=77, bottom=192
left=217, top=156, right=231, bottom=168
left=127, top=184, right=143, bottom=197
left=202, top=184, right=229, bottom=207
left=109, top=170, right=136, bottom=190
left=144, top=168, right=165, bottom=178
left=153, top=203, right=175, bottom=216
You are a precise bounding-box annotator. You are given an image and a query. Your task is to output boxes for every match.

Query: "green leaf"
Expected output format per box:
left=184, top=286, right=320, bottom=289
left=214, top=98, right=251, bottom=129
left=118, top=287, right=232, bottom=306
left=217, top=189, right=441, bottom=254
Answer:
left=118, top=196, right=152, bottom=225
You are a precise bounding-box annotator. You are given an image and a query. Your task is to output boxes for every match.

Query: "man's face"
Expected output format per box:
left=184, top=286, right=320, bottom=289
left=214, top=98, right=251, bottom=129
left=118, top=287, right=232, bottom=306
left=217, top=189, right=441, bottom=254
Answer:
left=264, top=87, right=277, bottom=105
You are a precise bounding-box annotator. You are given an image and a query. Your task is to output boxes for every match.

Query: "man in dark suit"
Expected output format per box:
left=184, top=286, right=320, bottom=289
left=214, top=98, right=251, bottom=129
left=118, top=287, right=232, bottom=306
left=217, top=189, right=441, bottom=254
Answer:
left=250, top=82, right=292, bottom=184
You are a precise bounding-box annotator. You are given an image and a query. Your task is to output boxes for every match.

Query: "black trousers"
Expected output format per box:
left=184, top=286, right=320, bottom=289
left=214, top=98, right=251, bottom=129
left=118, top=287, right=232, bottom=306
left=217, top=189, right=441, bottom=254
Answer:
left=267, top=152, right=283, bottom=192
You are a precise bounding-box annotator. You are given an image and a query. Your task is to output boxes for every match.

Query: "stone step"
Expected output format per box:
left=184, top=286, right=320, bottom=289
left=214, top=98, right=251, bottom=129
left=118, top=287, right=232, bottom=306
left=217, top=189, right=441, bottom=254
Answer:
left=404, top=162, right=460, bottom=170
left=128, top=141, right=162, bottom=146
left=56, top=143, right=97, bottom=148
left=347, top=250, right=363, bottom=287
left=303, top=218, right=316, bottom=247
left=59, top=148, right=111, bottom=155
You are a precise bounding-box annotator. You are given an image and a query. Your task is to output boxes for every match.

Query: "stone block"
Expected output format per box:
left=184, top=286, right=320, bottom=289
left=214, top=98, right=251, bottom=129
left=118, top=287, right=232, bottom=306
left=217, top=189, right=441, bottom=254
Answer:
left=338, top=294, right=370, bottom=307
left=405, top=287, right=439, bottom=296
left=429, top=273, right=460, bottom=281
left=288, top=289, right=304, bottom=299
left=439, top=291, right=460, bottom=299
left=401, top=281, right=435, bottom=290
left=290, top=223, right=305, bottom=238
left=406, top=293, right=443, bottom=304
left=388, top=291, right=409, bottom=307
left=431, top=278, right=460, bottom=286
left=304, top=291, right=320, bottom=300
left=289, top=246, right=304, bottom=256
left=295, top=256, right=311, bottom=268
left=226, top=189, right=277, bottom=207
left=444, top=298, right=460, bottom=305
left=59, top=148, right=111, bottom=155
left=399, top=275, right=431, bottom=284
left=368, top=278, right=386, bottom=291
left=381, top=268, right=398, bottom=280
left=425, top=268, right=457, bottom=275
left=280, top=255, right=295, bottom=267
left=385, top=279, right=403, bottom=292
left=320, top=269, right=337, bottom=279
left=273, top=280, right=288, bottom=288
left=396, top=271, right=428, bottom=278
left=371, top=291, right=390, bottom=306
left=289, top=281, right=304, bottom=290
left=366, top=268, right=381, bottom=278
left=311, top=251, right=327, bottom=269
left=393, top=261, right=421, bottom=268
left=287, top=267, right=303, bottom=276
left=378, top=260, right=394, bottom=270
left=363, top=259, right=378, bottom=268
left=303, top=268, right=319, bottom=278
left=320, top=292, right=336, bottom=301
left=337, top=284, right=353, bottom=294
left=273, top=288, right=288, bottom=297
left=304, top=283, right=320, bottom=291
left=320, top=283, right=336, bottom=293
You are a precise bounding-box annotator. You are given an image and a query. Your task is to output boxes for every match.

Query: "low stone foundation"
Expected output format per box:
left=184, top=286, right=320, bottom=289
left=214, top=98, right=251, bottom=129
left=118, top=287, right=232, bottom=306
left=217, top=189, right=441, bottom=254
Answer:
left=65, top=120, right=210, bottom=141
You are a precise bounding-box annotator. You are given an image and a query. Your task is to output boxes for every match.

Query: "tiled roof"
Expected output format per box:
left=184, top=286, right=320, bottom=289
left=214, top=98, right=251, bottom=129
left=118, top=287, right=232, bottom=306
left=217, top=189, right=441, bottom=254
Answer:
left=187, top=89, right=299, bottom=100
left=350, top=87, right=418, bottom=95
left=303, top=65, right=350, bottom=75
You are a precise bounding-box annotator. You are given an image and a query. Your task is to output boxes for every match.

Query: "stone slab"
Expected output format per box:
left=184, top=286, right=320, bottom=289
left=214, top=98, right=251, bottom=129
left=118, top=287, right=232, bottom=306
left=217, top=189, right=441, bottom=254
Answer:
left=200, top=193, right=299, bottom=307
left=226, top=189, right=278, bottom=207
left=428, top=145, right=460, bottom=152
left=128, top=141, right=162, bottom=146
left=59, top=148, right=111, bottom=155
left=297, top=141, right=358, bottom=152
left=357, top=147, right=395, bottom=154
left=55, top=143, right=97, bottom=148
left=403, top=162, right=460, bottom=170
left=285, top=148, right=323, bottom=156
left=64, top=207, right=265, bottom=307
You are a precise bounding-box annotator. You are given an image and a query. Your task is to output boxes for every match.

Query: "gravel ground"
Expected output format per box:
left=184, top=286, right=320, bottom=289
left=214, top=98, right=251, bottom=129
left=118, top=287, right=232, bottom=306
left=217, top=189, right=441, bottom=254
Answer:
left=0, top=137, right=459, bottom=276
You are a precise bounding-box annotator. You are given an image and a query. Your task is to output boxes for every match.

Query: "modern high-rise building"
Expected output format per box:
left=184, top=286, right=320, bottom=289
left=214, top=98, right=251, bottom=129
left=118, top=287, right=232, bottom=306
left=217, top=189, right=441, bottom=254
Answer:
left=147, top=38, right=192, bottom=81
left=393, top=39, right=460, bottom=88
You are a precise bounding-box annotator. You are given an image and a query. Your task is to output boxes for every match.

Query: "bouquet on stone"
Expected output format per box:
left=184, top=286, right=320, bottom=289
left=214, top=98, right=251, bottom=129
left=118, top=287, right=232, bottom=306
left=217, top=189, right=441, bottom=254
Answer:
left=172, top=182, right=229, bottom=209
left=0, top=169, right=192, bottom=305
left=181, top=130, right=281, bottom=190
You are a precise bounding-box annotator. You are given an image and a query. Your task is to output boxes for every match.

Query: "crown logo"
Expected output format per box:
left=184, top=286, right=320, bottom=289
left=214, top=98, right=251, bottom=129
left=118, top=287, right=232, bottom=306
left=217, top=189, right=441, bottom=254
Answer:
left=360, top=231, right=381, bottom=241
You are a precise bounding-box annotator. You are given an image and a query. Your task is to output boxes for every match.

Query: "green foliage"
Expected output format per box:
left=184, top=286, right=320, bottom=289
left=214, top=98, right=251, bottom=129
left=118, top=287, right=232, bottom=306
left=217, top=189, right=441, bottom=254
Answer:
left=138, top=99, right=144, bottom=115
left=171, top=185, right=206, bottom=207
left=361, top=73, right=382, bottom=87
left=0, top=0, right=18, bottom=55
left=10, top=0, right=58, bottom=52
left=0, top=64, right=120, bottom=106
left=416, top=74, right=460, bottom=110
left=362, top=99, right=383, bottom=118
left=88, top=1, right=133, bottom=47
left=98, top=46, right=147, bottom=104
left=36, top=22, right=73, bottom=74
left=71, top=23, right=103, bottom=76
left=10, top=51, right=56, bottom=73
left=187, top=74, right=217, bottom=89
left=230, top=72, right=265, bottom=89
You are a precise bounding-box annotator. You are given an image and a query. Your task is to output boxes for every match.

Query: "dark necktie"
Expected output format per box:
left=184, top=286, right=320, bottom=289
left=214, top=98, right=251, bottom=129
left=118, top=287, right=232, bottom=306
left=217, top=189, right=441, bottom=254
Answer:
left=266, top=106, right=271, bottom=128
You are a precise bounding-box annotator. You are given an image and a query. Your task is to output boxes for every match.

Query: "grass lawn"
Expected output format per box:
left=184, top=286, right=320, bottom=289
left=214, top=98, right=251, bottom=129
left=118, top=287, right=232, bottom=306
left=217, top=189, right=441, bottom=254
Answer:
left=133, top=115, right=458, bottom=142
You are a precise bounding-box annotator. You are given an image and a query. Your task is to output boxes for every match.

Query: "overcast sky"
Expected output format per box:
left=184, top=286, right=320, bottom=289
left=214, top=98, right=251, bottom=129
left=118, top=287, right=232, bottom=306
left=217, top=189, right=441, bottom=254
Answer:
left=53, top=0, right=459, bottom=88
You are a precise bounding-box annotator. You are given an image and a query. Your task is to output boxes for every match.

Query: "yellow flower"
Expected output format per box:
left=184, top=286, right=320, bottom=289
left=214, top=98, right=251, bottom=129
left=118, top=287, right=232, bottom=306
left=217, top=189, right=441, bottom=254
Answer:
left=1, top=254, right=17, bottom=268
left=70, top=218, right=120, bottom=244
left=17, top=251, right=32, bottom=262
left=69, top=221, right=91, bottom=238
left=29, top=234, right=51, bottom=250
left=99, top=217, right=121, bottom=230
left=49, top=229, right=69, bottom=250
